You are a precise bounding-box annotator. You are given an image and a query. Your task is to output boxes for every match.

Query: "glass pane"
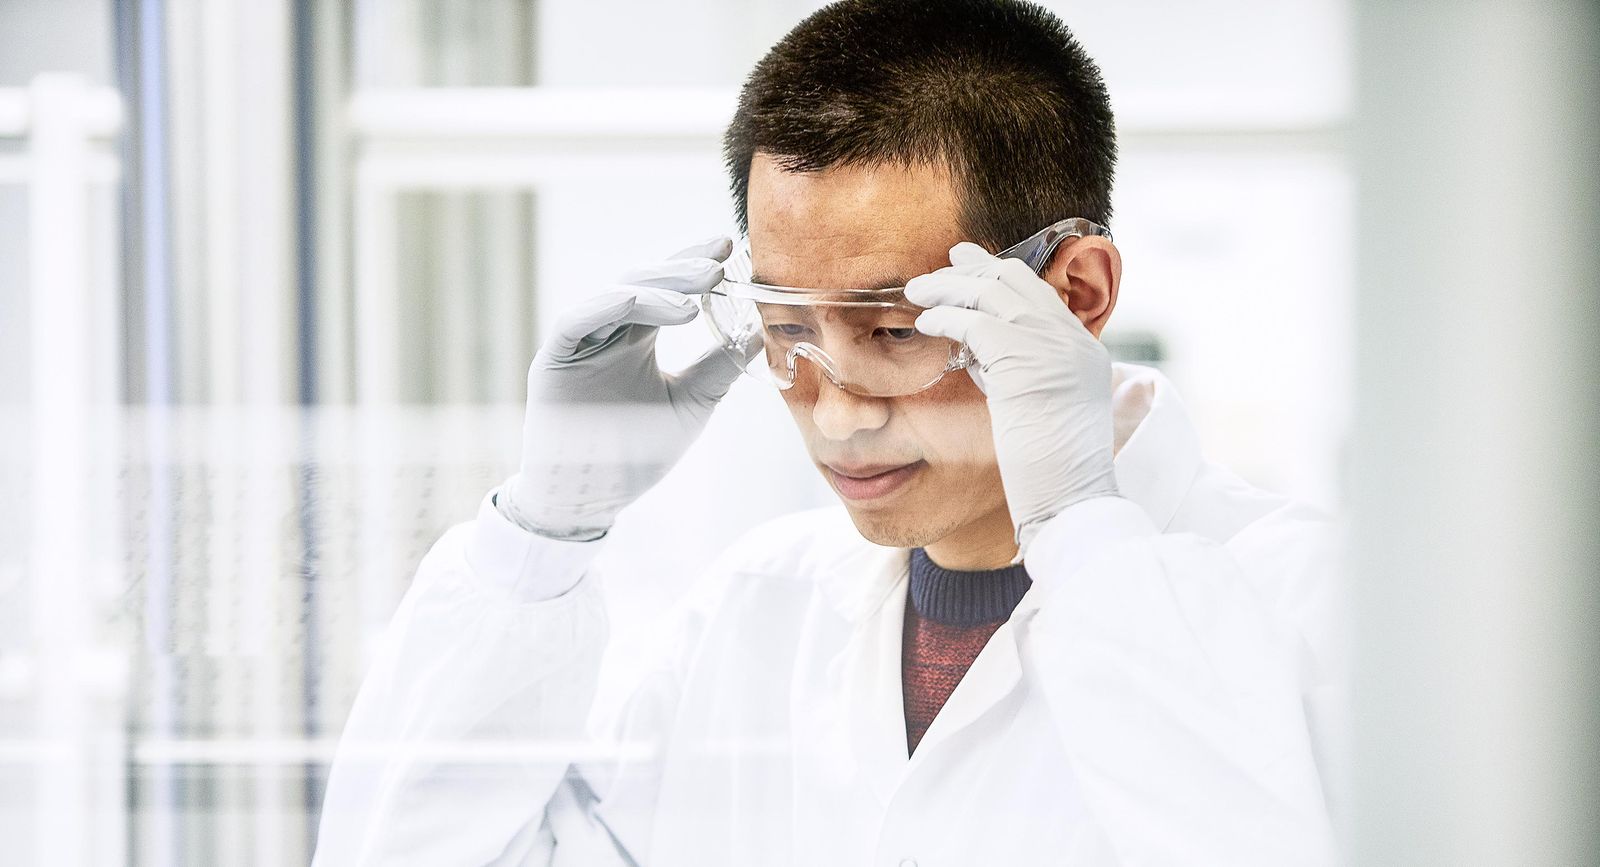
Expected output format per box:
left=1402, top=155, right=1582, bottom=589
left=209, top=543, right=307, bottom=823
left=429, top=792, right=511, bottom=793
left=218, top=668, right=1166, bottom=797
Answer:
left=354, top=0, right=538, bottom=87
left=392, top=190, right=538, bottom=404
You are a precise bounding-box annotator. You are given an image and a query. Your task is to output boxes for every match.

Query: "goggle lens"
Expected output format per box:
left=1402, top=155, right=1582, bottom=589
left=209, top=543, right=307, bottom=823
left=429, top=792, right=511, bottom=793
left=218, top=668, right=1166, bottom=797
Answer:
left=701, top=287, right=972, bottom=397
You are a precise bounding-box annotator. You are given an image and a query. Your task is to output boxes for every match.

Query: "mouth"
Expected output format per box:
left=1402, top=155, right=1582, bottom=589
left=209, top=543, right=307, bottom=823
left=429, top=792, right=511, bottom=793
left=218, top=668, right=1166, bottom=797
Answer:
left=822, top=460, right=926, bottom=503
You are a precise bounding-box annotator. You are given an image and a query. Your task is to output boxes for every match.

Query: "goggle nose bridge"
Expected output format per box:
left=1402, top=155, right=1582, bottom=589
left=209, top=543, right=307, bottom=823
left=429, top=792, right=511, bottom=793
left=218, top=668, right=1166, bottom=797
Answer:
left=774, top=341, right=851, bottom=392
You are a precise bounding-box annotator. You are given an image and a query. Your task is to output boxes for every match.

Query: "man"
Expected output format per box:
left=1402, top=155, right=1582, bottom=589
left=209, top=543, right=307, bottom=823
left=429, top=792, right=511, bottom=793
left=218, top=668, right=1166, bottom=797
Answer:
left=314, top=1, right=1344, bottom=864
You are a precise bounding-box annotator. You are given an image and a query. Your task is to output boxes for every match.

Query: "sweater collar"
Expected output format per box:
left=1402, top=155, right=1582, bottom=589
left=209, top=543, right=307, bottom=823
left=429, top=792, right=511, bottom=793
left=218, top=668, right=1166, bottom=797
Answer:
left=907, top=548, right=1032, bottom=626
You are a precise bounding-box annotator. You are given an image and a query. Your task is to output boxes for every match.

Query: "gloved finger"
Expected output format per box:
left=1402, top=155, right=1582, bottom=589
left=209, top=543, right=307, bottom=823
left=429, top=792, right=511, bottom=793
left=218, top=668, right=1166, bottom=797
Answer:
left=993, top=256, right=1067, bottom=310
left=616, top=255, right=727, bottom=294
left=903, top=272, right=1033, bottom=322
left=913, top=305, right=1009, bottom=362
left=610, top=284, right=704, bottom=326
left=582, top=284, right=706, bottom=345
left=672, top=340, right=756, bottom=406
left=547, top=292, right=638, bottom=358
left=667, top=235, right=734, bottom=262
left=948, top=241, right=1065, bottom=310
left=547, top=286, right=698, bottom=358
left=947, top=240, right=997, bottom=268
left=609, top=236, right=732, bottom=294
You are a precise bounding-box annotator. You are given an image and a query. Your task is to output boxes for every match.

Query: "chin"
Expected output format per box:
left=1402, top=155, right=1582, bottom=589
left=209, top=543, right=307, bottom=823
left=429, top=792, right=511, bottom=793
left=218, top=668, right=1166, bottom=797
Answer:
left=840, top=505, right=957, bottom=550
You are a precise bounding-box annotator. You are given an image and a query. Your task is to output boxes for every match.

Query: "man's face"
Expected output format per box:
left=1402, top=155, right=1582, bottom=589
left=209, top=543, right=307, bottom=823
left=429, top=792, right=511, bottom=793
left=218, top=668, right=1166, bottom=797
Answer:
left=746, top=153, right=1015, bottom=559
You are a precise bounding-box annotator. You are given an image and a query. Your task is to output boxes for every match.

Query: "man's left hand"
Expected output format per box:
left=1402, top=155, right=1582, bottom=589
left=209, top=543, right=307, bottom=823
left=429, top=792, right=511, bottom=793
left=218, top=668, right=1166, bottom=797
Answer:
left=906, top=242, right=1121, bottom=554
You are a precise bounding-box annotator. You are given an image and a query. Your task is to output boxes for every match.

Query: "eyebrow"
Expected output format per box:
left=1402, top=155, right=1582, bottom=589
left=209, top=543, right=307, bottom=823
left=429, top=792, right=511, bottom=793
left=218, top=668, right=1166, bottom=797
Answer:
left=748, top=271, right=912, bottom=292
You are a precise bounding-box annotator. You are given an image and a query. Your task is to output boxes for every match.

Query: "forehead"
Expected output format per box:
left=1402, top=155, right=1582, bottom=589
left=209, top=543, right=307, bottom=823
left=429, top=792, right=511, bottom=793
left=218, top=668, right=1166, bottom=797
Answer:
left=746, top=152, right=964, bottom=290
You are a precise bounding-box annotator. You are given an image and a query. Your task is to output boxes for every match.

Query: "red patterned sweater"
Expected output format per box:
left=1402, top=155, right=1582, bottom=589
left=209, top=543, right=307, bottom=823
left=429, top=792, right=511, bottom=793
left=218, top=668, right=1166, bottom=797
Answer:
left=900, top=548, right=1033, bottom=756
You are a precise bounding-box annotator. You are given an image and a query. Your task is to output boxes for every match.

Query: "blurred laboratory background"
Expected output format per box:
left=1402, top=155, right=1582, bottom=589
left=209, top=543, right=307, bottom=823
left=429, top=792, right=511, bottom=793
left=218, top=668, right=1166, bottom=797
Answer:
left=1, top=0, right=1594, bottom=864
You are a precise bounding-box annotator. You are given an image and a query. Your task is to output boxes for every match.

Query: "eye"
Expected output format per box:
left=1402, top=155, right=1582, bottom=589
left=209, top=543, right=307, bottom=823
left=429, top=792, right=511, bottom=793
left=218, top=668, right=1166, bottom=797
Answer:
left=875, top=326, right=919, bottom=342
left=768, top=323, right=812, bottom=340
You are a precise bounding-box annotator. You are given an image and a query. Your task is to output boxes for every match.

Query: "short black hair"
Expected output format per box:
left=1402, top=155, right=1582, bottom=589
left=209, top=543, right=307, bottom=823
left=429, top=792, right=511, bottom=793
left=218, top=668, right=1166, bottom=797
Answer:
left=723, top=0, right=1117, bottom=251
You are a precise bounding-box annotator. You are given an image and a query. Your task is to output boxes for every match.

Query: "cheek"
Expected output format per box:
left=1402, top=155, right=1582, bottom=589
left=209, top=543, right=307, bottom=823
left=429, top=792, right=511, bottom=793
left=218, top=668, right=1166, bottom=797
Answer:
left=773, top=371, right=998, bottom=474
left=901, top=374, right=998, bottom=470
left=777, top=386, right=814, bottom=430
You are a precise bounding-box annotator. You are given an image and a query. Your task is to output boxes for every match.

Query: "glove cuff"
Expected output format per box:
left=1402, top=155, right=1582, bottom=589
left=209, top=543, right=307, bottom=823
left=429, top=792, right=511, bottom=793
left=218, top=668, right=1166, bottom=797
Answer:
left=1013, top=475, right=1123, bottom=555
left=496, top=479, right=611, bottom=542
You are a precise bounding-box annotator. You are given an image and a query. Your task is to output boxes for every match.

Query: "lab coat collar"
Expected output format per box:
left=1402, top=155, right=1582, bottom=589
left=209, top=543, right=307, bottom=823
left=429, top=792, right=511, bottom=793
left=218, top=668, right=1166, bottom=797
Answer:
left=1106, top=361, right=1204, bottom=537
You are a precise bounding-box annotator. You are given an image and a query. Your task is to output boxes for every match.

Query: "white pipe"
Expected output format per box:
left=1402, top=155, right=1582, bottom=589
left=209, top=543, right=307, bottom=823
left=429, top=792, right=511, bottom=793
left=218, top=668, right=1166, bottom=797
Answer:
left=27, top=71, right=96, bottom=867
left=201, top=0, right=243, bottom=405
left=352, top=182, right=399, bottom=404
left=0, top=152, right=120, bottom=186
left=0, top=86, right=121, bottom=138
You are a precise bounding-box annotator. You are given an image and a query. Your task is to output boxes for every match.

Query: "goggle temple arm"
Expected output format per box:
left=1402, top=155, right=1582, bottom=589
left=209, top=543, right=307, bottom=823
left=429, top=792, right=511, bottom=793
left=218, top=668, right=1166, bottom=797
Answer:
left=995, top=217, right=1113, bottom=274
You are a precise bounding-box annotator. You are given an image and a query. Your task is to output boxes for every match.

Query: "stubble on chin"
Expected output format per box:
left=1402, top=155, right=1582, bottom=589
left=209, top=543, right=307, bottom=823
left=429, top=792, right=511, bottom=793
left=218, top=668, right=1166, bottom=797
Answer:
left=842, top=506, right=964, bottom=550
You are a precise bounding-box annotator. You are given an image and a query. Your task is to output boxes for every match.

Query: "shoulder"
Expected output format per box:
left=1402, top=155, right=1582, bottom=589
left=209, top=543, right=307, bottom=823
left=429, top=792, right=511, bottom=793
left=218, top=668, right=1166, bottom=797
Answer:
left=1172, top=459, right=1345, bottom=670
left=1172, top=458, right=1339, bottom=552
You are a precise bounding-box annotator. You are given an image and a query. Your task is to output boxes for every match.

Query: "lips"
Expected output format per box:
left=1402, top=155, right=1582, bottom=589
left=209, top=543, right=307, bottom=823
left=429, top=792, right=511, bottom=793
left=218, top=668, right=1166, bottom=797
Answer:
left=823, top=460, right=925, bottom=502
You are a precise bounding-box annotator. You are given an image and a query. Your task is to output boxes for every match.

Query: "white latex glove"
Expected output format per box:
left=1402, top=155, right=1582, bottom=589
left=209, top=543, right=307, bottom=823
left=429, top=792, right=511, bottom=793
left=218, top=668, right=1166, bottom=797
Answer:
left=499, top=236, right=752, bottom=540
left=905, top=241, right=1121, bottom=553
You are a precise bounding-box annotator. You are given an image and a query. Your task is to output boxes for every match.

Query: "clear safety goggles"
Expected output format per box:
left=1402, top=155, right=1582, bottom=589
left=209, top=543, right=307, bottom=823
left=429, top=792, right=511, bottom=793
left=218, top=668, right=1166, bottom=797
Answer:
left=701, top=217, right=1112, bottom=397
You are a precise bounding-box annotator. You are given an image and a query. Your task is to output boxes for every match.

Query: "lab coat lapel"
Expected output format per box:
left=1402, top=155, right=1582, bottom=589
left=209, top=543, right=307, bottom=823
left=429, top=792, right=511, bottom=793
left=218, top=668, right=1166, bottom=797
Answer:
left=905, top=619, right=1023, bottom=763
left=829, top=548, right=912, bottom=808
left=834, top=555, right=1026, bottom=797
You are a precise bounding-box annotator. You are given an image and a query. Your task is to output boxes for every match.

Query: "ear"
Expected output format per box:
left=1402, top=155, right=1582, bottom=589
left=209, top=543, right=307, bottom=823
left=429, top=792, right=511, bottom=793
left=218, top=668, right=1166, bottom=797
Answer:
left=1038, top=235, right=1121, bottom=338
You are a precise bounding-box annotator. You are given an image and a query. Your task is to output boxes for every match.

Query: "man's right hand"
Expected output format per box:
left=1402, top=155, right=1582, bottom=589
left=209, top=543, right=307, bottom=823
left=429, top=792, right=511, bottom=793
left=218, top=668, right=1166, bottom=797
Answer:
left=497, top=236, right=751, bottom=540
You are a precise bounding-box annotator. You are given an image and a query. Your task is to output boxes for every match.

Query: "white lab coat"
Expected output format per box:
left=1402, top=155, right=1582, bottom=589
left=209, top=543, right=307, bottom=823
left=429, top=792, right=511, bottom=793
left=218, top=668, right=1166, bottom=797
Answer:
left=313, top=363, right=1345, bottom=866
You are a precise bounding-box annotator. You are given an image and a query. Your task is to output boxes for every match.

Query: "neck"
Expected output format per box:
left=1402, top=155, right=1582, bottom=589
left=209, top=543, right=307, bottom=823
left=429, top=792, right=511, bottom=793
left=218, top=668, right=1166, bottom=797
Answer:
left=921, top=503, right=1019, bottom=571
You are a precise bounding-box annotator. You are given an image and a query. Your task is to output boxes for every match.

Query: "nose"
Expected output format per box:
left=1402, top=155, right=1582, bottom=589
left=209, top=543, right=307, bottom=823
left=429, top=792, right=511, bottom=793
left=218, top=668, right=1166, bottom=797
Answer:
left=806, top=361, right=891, bottom=440
left=814, top=385, right=891, bottom=440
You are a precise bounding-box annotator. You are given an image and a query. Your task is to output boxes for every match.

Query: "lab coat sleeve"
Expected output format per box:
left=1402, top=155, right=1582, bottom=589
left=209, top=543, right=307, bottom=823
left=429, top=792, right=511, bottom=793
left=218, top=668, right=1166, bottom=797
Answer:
left=1024, top=496, right=1342, bottom=866
left=311, top=486, right=615, bottom=866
